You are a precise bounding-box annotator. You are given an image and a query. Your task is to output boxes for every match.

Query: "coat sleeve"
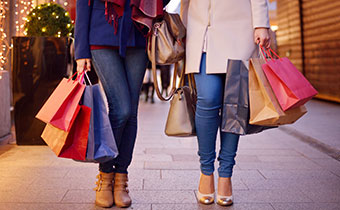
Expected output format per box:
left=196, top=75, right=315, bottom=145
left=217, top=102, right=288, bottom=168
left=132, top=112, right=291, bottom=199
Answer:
left=180, top=0, right=189, bottom=27
left=74, top=0, right=92, bottom=60
left=250, top=0, right=270, bottom=29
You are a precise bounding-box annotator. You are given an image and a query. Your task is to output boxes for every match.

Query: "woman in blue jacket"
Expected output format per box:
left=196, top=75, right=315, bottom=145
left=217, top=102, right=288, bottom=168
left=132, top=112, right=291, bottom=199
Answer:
left=74, top=0, right=169, bottom=208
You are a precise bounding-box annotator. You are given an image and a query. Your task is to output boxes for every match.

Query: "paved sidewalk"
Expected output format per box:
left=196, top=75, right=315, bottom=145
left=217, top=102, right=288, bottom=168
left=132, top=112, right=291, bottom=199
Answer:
left=280, top=100, right=340, bottom=160
left=0, top=100, right=340, bottom=210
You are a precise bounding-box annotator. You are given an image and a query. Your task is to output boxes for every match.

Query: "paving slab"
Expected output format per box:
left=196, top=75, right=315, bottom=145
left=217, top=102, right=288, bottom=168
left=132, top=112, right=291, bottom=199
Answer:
left=144, top=177, right=248, bottom=190
left=0, top=204, right=151, bottom=210
left=258, top=169, right=340, bottom=180
left=233, top=189, right=312, bottom=203
left=152, top=203, right=275, bottom=210
left=283, top=100, right=340, bottom=151
left=271, top=202, right=340, bottom=210
left=0, top=189, right=67, bottom=203
left=130, top=190, right=196, bottom=204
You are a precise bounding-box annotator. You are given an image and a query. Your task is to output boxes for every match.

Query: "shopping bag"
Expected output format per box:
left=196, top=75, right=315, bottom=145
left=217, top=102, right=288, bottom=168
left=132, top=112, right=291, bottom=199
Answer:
left=221, top=59, right=275, bottom=135
left=249, top=58, right=307, bottom=126
left=41, top=106, right=81, bottom=156
left=36, top=74, right=86, bottom=131
left=165, top=72, right=196, bottom=137
left=81, top=83, right=118, bottom=163
left=261, top=47, right=318, bottom=111
left=41, top=105, right=91, bottom=160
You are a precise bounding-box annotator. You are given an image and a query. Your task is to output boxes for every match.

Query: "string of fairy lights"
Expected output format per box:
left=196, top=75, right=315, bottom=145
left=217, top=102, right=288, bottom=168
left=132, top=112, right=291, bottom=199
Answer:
left=0, top=0, right=71, bottom=71
left=0, top=0, right=10, bottom=70
left=15, top=0, right=34, bottom=34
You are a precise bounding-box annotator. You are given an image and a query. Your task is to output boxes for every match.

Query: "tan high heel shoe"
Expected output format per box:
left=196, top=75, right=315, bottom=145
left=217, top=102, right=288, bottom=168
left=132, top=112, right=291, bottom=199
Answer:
left=94, top=171, right=114, bottom=208
left=114, top=173, right=132, bottom=208
left=217, top=177, right=233, bottom=206
left=196, top=173, right=215, bottom=205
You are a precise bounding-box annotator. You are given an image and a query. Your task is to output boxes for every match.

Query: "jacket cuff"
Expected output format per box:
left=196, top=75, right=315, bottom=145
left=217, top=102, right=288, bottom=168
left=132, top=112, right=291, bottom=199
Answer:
left=251, top=0, right=270, bottom=29
left=75, top=46, right=92, bottom=60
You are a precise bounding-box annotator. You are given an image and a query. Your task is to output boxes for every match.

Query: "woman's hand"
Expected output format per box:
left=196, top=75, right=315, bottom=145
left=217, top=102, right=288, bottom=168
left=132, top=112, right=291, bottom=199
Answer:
left=254, top=28, right=271, bottom=49
left=76, top=58, right=91, bottom=74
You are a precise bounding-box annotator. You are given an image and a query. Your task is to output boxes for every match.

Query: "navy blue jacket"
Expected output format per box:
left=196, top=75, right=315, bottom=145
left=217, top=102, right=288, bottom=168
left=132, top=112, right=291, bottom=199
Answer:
left=74, top=0, right=170, bottom=60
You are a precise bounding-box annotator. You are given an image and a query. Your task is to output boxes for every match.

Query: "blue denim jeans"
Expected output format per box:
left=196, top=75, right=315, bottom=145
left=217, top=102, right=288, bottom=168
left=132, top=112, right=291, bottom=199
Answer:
left=91, top=48, right=147, bottom=174
left=194, top=53, right=240, bottom=178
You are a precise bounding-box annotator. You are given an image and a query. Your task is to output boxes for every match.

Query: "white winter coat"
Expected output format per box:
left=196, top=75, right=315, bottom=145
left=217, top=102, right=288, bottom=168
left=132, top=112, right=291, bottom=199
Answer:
left=181, top=0, right=270, bottom=74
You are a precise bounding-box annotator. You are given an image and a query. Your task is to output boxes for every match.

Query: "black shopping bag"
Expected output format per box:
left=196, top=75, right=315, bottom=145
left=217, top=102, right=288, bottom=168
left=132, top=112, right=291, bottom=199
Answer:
left=221, top=59, right=275, bottom=135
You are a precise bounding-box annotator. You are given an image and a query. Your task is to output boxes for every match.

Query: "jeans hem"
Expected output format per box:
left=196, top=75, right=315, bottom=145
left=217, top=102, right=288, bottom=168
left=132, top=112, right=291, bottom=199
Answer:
left=99, top=168, right=115, bottom=173
left=201, top=170, right=214, bottom=176
left=218, top=172, right=232, bottom=178
left=114, top=168, right=128, bottom=174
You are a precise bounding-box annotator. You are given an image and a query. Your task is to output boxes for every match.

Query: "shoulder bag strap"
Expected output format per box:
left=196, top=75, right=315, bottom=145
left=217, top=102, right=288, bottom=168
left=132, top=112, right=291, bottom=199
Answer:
left=151, top=33, right=178, bottom=101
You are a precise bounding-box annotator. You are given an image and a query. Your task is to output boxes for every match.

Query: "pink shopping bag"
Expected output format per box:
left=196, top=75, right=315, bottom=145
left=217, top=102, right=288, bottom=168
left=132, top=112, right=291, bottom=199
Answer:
left=261, top=47, right=318, bottom=111
left=36, top=73, right=85, bottom=131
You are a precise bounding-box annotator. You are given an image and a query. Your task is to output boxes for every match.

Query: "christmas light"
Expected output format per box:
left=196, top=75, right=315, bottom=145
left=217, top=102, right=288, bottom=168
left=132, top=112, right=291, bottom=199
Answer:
left=25, top=1, right=73, bottom=37
left=14, top=0, right=34, bottom=36
left=0, top=0, right=10, bottom=70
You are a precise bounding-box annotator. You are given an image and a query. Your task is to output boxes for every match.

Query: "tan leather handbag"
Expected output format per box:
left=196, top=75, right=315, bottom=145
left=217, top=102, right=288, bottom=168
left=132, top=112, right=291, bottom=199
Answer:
left=148, top=11, right=196, bottom=136
left=148, top=11, right=186, bottom=101
left=164, top=70, right=197, bottom=137
left=148, top=11, right=186, bottom=65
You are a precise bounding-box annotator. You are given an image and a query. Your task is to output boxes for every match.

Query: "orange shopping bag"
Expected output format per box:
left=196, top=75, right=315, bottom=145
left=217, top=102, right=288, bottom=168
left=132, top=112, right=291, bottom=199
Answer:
left=249, top=57, right=307, bottom=126
left=36, top=73, right=85, bottom=131
left=261, top=47, right=318, bottom=111
left=41, top=105, right=91, bottom=160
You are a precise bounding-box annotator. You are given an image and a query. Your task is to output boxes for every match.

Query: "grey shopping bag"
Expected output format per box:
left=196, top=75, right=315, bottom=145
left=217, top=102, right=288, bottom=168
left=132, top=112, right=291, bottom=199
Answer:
left=82, top=84, right=118, bottom=163
left=221, top=59, right=275, bottom=135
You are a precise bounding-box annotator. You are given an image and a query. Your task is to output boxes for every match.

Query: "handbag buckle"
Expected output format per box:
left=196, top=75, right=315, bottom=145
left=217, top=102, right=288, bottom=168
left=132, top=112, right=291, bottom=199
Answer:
left=153, top=22, right=161, bottom=36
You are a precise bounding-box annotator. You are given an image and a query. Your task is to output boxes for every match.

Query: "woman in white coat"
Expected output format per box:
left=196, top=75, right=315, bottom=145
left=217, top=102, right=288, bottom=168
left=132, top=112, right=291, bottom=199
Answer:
left=181, top=0, right=271, bottom=206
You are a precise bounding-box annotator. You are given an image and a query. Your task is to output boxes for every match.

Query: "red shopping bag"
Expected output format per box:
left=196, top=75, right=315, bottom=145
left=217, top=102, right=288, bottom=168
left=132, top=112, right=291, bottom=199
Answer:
left=59, top=105, right=91, bottom=160
left=36, top=73, right=86, bottom=131
left=41, top=105, right=91, bottom=160
left=261, top=47, right=318, bottom=111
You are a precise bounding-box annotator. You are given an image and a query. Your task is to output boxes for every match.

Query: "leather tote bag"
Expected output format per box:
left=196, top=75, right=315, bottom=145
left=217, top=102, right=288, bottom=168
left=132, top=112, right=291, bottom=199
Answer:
left=148, top=11, right=186, bottom=101
left=165, top=72, right=196, bottom=137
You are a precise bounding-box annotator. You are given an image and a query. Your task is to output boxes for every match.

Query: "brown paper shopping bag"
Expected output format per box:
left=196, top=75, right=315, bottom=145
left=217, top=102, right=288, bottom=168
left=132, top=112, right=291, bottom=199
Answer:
left=41, top=105, right=91, bottom=160
left=249, top=58, right=307, bottom=126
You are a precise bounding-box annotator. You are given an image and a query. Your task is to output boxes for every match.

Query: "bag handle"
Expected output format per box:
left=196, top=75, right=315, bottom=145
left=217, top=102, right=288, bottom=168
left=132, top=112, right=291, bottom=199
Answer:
left=150, top=30, right=178, bottom=101
left=178, top=62, right=196, bottom=93
left=267, top=47, right=281, bottom=59
left=259, top=45, right=281, bottom=61
left=68, top=71, right=85, bottom=83
left=150, top=19, right=195, bottom=101
left=83, top=71, right=92, bottom=86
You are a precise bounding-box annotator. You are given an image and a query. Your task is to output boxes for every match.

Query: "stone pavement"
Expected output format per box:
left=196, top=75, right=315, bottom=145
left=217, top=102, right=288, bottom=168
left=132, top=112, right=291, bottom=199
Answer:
left=279, top=100, right=340, bottom=160
left=0, top=100, right=340, bottom=210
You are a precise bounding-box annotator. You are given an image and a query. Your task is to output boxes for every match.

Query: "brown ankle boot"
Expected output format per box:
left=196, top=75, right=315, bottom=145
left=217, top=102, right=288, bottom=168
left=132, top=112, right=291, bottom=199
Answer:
left=114, top=173, right=132, bottom=208
left=94, top=172, right=114, bottom=208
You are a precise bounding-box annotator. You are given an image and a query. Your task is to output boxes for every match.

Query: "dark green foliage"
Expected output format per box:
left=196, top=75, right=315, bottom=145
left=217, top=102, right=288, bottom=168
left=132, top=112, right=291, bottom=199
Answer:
left=24, top=3, right=73, bottom=37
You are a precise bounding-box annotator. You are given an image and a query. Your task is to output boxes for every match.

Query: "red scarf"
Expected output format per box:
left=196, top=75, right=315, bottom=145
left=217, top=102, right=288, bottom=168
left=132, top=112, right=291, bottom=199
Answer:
left=101, top=0, right=164, bottom=35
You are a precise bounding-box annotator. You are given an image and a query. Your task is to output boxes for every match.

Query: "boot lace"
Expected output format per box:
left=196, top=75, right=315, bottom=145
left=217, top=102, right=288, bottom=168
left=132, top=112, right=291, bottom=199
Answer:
left=94, top=174, right=103, bottom=191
